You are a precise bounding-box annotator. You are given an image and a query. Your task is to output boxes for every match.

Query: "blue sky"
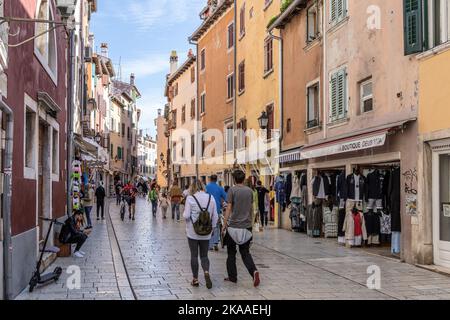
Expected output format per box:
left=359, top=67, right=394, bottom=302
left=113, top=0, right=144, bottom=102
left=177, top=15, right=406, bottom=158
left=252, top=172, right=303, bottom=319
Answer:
left=91, top=0, right=205, bottom=137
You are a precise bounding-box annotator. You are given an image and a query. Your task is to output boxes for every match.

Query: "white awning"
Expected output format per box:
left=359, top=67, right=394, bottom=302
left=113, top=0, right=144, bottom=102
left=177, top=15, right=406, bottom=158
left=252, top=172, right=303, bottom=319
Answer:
left=300, top=130, right=388, bottom=160
left=277, top=149, right=302, bottom=164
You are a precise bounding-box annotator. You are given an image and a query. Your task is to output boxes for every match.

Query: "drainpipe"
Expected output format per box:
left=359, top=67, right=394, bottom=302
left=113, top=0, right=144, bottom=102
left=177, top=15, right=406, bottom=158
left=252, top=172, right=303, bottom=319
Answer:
left=233, top=0, right=237, bottom=168
left=269, top=28, right=283, bottom=229
left=0, top=98, right=14, bottom=300
left=322, top=0, right=327, bottom=140
left=189, top=38, right=199, bottom=180
left=67, top=27, right=75, bottom=216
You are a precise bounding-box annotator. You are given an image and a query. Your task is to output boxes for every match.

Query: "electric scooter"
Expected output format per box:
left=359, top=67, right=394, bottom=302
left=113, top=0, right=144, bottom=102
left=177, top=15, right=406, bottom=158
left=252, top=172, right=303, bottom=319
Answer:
left=28, top=217, right=64, bottom=293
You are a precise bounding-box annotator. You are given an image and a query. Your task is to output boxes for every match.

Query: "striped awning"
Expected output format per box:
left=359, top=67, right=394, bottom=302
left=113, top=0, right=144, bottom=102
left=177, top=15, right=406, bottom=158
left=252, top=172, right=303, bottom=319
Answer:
left=277, top=149, right=302, bottom=164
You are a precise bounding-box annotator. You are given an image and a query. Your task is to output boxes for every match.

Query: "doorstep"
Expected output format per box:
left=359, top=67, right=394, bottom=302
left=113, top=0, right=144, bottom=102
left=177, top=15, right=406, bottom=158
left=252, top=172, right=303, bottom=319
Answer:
left=415, top=264, right=450, bottom=277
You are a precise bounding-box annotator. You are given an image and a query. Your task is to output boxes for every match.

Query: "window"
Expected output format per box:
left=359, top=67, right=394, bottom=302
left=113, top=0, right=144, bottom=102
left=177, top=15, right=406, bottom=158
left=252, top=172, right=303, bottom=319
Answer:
left=200, top=92, right=206, bottom=114
left=360, top=78, right=373, bottom=113
left=307, top=82, right=320, bottom=128
left=173, top=142, right=177, bottom=162
left=266, top=104, right=274, bottom=140
left=174, top=83, right=179, bottom=97
left=307, top=4, right=320, bottom=42
left=191, top=134, right=195, bottom=157
left=52, top=128, right=59, bottom=175
left=236, top=119, right=247, bottom=149
left=238, top=61, right=245, bottom=93
left=201, top=133, right=206, bottom=158
left=250, top=7, right=254, bottom=19
left=127, top=127, right=130, bottom=140
left=330, top=0, right=347, bottom=24
left=110, top=143, right=114, bottom=158
left=264, top=37, right=273, bottom=73
left=404, top=0, right=423, bottom=54
left=226, top=124, right=234, bottom=152
left=190, top=98, right=196, bottom=119
left=427, top=0, right=450, bottom=49
left=180, top=138, right=186, bottom=159
left=240, top=4, right=246, bottom=36
left=172, top=110, right=177, bottom=128
left=200, top=48, right=206, bottom=70
left=122, top=123, right=125, bottom=137
left=227, top=22, right=235, bottom=49
left=227, top=73, right=235, bottom=100
left=191, top=66, right=195, bottom=83
left=35, top=0, right=57, bottom=82
left=25, top=107, right=36, bottom=170
left=330, top=68, right=347, bottom=122
left=117, top=147, right=122, bottom=160
left=181, top=105, right=186, bottom=124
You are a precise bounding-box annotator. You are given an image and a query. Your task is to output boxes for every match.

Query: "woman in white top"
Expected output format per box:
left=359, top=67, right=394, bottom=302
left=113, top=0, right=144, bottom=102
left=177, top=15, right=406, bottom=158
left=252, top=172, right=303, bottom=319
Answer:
left=183, top=180, right=218, bottom=289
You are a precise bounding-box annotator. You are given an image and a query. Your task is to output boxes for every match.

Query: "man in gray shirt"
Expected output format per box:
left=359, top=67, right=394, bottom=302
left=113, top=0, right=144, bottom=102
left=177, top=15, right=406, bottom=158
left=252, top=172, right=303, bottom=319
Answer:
left=222, top=170, right=260, bottom=287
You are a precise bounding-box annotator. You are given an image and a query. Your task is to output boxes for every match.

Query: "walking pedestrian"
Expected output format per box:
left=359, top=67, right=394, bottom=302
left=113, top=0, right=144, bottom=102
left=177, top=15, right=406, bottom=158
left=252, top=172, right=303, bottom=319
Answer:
left=222, top=170, right=260, bottom=287
left=159, top=192, right=169, bottom=219
left=149, top=186, right=158, bottom=217
left=206, top=175, right=227, bottom=251
left=123, top=181, right=138, bottom=220
left=95, top=182, right=106, bottom=220
left=256, top=181, right=269, bottom=230
left=183, top=180, right=218, bottom=289
left=82, top=183, right=95, bottom=229
left=169, top=181, right=183, bottom=222
left=115, top=181, right=123, bottom=206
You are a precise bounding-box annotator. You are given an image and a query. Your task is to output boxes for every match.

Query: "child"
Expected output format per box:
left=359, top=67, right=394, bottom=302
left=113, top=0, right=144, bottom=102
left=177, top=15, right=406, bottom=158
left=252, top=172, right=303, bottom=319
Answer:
left=159, top=193, right=169, bottom=219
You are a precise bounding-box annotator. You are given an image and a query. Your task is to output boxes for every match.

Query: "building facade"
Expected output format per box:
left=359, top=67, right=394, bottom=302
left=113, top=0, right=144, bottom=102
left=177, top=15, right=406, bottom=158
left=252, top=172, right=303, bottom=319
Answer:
left=2, top=0, right=69, bottom=298
left=416, top=0, right=450, bottom=268
left=137, top=135, right=157, bottom=180
left=165, top=51, right=197, bottom=189
left=189, top=0, right=235, bottom=186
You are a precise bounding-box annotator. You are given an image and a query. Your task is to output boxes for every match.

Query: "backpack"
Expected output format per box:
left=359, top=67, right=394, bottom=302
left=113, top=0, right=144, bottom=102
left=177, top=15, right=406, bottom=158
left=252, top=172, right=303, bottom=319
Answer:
left=190, top=195, right=213, bottom=236
left=150, top=189, right=158, bottom=201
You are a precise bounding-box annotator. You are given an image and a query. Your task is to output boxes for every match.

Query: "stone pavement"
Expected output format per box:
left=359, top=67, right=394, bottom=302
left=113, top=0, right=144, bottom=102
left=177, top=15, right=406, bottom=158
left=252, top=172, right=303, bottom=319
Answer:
left=16, top=198, right=450, bottom=300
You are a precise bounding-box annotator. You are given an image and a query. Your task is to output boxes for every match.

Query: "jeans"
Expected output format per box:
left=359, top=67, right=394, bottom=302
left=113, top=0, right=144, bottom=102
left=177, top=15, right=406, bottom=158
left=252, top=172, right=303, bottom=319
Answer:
left=84, top=206, right=93, bottom=227
left=151, top=200, right=158, bottom=216
left=171, top=202, right=180, bottom=220
left=96, top=200, right=104, bottom=219
left=224, top=230, right=257, bottom=282
left=209, top=220, right=220, bottom=249
left=187, top=238, right=210, bottom=279
left=161, top=206, right=168, bottom=218
left=259, top=210, right=268, bottom=227
left=116, top=194, right=121, bottom=205
left=68, top=233, right=87, bottom=252
left=392, top=231, right=401, bottom=254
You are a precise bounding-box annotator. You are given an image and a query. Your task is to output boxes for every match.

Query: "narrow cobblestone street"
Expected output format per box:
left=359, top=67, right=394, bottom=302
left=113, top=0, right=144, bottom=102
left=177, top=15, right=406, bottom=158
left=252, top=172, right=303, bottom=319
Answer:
left=16, top=198, right=450, bottom=300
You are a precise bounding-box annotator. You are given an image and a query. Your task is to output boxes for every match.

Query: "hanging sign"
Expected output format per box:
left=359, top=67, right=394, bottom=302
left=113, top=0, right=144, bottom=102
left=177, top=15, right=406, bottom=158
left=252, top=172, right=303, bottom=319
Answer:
left=301, top=132, right=387, bottom=160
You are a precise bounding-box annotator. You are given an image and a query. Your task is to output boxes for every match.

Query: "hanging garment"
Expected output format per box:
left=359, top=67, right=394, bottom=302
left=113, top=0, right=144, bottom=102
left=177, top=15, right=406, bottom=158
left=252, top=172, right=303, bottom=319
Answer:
left=323, top=206, right=338, bottom=238
left=285, top=173, right=293, bottom=206
left=306, top=202, right=322, bottom=237
left=380, top=211, right=391, bottom=234
left=338, top=208, right=346, bottom=238
left=275, top=175, right=286, bottom=204
left=391, top=231, right=401, bottom=254
left=389, top=167, right=401, bottom=232
left=364, top=210, right=381, bottom=245
left=366, top=170, right=383, bottom=200
left=290, top=175, right=302, bottom=203
left=343, top=206, right=367, bottom=246
left=300, top=173, right=307, bottom=190
left=312, top=175, right=329, bottom=199
left=336, top=171, right=347, bottom=203
left=353, top=212, right=363, bottom=246
left=346, top=173, right=366, bottom=201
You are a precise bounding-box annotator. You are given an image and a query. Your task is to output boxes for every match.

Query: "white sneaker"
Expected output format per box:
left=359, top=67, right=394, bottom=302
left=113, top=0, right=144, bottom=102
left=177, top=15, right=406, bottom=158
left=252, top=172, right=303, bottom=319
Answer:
left=73, top=251, right=84, bottom=258
left=78, top=250, right=86, bottom=255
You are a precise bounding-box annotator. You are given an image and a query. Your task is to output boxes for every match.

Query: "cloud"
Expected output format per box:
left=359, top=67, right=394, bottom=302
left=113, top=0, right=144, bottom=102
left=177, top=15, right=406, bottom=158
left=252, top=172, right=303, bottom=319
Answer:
left=109, top=0, right=205, bottom=33
left=120, top=53, right=168, bottom=79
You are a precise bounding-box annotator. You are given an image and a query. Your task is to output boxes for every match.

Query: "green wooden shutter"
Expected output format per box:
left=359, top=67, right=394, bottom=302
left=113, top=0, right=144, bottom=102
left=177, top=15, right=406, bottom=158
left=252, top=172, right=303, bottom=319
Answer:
left=330, top=73, right=338, bottom=121
left=337, top=0, right=345, bottom=21
left=330, top=0, right=337, bottom=22
left=337, top=69, right=347, bottom=119
left=404, top=0, right=424, bottom=55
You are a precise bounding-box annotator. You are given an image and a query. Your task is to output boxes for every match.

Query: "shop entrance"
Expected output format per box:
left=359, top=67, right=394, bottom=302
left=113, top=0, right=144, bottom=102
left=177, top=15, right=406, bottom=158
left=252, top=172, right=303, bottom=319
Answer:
left=433, top=153, right=450, bottom=268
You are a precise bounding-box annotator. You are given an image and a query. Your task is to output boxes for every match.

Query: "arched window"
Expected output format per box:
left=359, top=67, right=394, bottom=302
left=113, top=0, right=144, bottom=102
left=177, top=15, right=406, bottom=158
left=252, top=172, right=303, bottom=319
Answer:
left=35, top=0, right=57, bottom=83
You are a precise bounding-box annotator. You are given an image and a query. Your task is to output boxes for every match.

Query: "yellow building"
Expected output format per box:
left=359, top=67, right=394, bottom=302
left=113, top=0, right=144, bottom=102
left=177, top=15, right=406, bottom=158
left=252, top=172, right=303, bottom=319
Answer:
left=415, top=1, right=450, bottom=268
left=235, top=0, right=281, bottom=224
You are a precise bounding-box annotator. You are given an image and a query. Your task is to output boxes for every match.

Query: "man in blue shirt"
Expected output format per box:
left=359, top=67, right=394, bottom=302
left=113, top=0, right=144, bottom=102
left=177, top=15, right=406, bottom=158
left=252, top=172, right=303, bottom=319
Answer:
left=206, top=175, right=227, bottom=251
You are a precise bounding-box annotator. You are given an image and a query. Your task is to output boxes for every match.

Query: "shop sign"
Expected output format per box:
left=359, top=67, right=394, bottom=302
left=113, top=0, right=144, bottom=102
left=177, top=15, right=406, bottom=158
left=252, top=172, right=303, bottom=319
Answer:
left=301, top=132, right=387, bottom=160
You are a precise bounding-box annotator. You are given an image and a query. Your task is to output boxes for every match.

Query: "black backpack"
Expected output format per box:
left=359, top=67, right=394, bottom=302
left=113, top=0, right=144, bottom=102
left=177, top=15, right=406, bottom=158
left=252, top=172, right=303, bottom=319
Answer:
left=190, top=195, right=213, bottom=236
left=59, top=218, right=72, bottom=244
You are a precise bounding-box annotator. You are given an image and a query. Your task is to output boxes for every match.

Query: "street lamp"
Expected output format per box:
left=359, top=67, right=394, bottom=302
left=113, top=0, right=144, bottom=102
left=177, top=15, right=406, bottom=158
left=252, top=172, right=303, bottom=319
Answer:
left=258, top=111, right=269, bottom=130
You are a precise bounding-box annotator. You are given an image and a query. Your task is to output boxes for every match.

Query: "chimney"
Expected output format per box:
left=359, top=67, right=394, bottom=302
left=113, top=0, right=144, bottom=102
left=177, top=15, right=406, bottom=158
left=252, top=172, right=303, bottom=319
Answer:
left=100, top=43, right=108, bottom=57
left=170, top=50, right=178, bottom=75
left=157, top=108, right=162, bottom=116
left=130, top=73, right=135, bottom=86
left=188, top=49, right=194, bottom=58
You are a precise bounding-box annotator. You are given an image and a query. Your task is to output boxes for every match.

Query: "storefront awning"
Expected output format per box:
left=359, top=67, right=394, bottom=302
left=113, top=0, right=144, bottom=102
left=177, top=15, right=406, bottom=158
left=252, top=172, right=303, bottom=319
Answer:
left=300, top=129, right=388, bottom=160
left=277, top=149, right=302, bottom=164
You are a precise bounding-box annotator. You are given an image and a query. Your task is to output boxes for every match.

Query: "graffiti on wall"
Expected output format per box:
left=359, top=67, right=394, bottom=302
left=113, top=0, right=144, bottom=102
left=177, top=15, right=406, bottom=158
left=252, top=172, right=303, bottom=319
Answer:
left=403, top=168, right=418, bottom=215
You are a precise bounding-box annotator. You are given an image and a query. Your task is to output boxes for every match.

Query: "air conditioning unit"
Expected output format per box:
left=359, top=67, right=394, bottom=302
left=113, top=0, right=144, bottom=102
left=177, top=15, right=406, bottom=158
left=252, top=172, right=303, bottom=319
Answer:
left=84, top=46, right=93, bottom=62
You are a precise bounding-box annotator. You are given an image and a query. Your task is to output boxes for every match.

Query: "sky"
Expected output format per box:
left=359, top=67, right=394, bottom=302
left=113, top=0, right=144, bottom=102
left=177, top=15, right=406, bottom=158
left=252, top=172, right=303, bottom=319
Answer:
left=91, top=0, right=205, bottom=138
